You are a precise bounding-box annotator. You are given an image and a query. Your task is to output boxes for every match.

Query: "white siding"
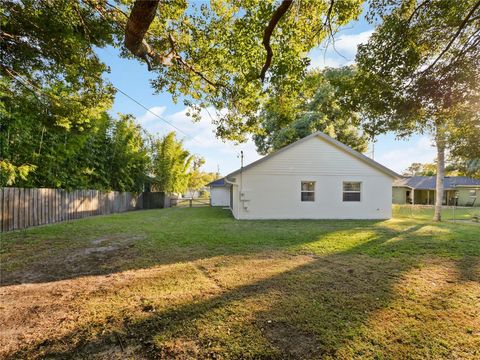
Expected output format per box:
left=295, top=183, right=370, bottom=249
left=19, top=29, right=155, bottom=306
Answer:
left=245, top=135, right=387, bottom=176
left=210, top=187, right=231, bottom=207
left=231, top=184, right=240, bottom=218
left=232, top=136, right=394, bottom=220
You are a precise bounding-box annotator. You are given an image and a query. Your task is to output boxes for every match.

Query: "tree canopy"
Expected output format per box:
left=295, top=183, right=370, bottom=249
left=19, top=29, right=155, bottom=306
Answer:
left=150, top=132, right=193, bottom=194
left=254, top=66, right=369, bottom=155
left=2, top=0, right=479, bottom=204
left=115, top=0, right=364, bottom=141
left=354, top=0, right=480, bottom=220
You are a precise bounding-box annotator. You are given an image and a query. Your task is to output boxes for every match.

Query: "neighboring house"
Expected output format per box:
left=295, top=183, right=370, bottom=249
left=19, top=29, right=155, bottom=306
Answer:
left=208, top=178, right=231, bottom=207
left=181, top=186, right=208, bottom=199
left=210, top=131, right=399, bottom=220
left=393, top=176, right=480, bottom=206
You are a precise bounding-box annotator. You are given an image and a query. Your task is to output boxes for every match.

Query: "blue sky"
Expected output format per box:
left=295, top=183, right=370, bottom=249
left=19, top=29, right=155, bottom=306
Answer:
left=95, top=6, right=436, bottom=176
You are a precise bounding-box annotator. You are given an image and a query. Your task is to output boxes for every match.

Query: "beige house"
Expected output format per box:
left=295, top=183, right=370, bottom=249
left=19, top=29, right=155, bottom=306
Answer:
left=212, top=131, right=399, bottom=220
left=393, top=176, right=480, bottom=206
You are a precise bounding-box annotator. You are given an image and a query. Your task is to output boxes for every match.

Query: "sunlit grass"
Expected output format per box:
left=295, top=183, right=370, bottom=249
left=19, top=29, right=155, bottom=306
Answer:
left=1, top=207, right=479, bottom=359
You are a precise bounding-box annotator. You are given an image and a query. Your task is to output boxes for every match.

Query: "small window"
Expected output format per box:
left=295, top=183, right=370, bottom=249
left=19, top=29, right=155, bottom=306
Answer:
left=343, top=182, right=361, bottom=202
left=469, top=189, right=477, bottom=197
left=301, top=181, right=315, bottom=202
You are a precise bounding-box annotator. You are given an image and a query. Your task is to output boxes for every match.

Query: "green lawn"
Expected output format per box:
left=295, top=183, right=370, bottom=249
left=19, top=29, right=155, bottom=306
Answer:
left=1, top=207, right=479, bottom=359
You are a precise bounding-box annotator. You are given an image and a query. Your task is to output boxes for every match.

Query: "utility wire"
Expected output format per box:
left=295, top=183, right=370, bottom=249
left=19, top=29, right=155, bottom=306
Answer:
left=6, top=66, right=245, bottom=166
left=5, top=67, right=202, bottom=145
left=113, top=86, right=203, bottom=145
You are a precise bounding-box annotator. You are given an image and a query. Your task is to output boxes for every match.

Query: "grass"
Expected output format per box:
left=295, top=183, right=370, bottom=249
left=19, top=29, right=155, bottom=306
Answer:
left=1, top=207, right=479, bottom=359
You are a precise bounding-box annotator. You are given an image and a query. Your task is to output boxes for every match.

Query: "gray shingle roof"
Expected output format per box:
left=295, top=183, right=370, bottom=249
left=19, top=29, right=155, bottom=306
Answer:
left=394, top=176, right=480, bottom=189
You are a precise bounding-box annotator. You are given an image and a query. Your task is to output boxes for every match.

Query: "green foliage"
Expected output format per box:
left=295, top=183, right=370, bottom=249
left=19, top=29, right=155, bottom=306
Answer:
left=0, top=160, right=36, bottom=186
left=186, top=156, right=218, bottom=197
left=121, top=0, right=363, bottom=141
left=105, top=114, right=150, bottom=192
left=403, top=162, right=437, bottom=177
left=151, top=132, right=193, bottom=194
left=355, top=0, right=480, bottom=138
left=354, top=0, right=480, bottom=220
left=0, top=0, right=366, bottom=190
left=254, top=67, right=369, bottom=154
left=403, top=160, right=480, bottom=178
left=0, top=99, right=150, bottom=191
left=1, top=0, right=116, bottom=131
left=1, top=0, right=119, bottom=189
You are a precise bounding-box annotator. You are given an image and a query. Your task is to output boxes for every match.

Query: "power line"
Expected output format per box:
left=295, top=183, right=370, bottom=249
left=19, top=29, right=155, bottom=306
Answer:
left=114, top=85, right=248, bottom=168
left=7, top=65, right=245, bottom=166
left=113, top=86, right=203, bottom=145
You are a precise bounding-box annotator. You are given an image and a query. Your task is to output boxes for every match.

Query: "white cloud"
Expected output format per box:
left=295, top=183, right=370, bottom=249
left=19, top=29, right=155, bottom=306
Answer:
left=309, top=55, right=347, bottom=70
left=376, top=136, right=437, bottom=173
left=135, top=106, right=262, bottom=175
left=136, top=106, right=167, bottom=124
left=309, top=29, right=374, bottom=69
left=333, top=30, right=374, bottom=57
left=136, top=106, right=437, bottom=176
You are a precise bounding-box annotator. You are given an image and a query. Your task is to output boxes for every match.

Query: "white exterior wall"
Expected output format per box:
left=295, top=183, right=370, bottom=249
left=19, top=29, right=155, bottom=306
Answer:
left=210, top=187, right=231, bottom=207
left=231, top=136, right=394, bottom=220
left=231, top=184, right=240, bottom=218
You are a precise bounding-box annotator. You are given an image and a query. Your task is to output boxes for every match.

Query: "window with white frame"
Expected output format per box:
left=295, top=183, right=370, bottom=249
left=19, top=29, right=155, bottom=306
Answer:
left=343, top=182, right=361, bottom=202
left=469, top=189, right=477, bottom=198
left=301, top=181, right=315, bottom=202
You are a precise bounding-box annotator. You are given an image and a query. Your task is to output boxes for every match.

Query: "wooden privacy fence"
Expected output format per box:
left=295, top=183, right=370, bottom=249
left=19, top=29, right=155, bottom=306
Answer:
left=0, top=188, right=165, bottom=232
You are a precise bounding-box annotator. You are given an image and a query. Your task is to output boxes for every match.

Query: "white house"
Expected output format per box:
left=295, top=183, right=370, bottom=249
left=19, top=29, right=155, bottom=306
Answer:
left=210, top=131, right=399, bottom=220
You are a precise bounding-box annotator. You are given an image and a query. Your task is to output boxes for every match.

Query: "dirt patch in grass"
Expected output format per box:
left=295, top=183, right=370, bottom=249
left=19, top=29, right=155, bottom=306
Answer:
left=1, top=234, right=145, bottom=285
left=2, top=251, right=478, bottom=359
left=1, top=209, right=479, bottom=359
left=0, top=254, right=311, bottom=359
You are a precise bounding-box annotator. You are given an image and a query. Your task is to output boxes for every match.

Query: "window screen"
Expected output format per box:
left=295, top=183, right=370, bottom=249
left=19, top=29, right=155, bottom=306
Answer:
left=301, top=181, right=315, bottom=202
left=343, top=182, right=361, bottom=202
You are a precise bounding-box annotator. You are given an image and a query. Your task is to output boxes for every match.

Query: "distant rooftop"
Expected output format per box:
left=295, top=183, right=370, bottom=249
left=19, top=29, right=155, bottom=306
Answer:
left=394, top=176, right=480, bottom=190
left=207, top=178, right=230, bottom=187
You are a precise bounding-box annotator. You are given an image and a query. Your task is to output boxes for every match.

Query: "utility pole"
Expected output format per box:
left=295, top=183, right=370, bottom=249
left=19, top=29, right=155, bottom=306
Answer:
left=371, top=136, right=375, bottom=160
left=238, top=150, right=244, bottom=194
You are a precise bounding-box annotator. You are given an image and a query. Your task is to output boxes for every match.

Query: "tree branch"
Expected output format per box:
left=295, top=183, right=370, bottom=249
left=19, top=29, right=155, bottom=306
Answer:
left=260, top=0, right=293, bottom=82
left=309, top=0, right=334, bottom=45
left=421, top=0, right=480, bottom=74
left=324, top=0, right=335, bottom=29
left=407, top=0, right=430, bottom=23
left=167, top=34, right=219, bottom=88
left=124, top=0, right=176, bottom=70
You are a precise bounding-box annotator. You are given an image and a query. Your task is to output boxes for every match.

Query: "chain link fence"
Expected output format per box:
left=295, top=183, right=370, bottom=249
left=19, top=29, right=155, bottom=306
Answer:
left=393, top=204, right=479, bottom=223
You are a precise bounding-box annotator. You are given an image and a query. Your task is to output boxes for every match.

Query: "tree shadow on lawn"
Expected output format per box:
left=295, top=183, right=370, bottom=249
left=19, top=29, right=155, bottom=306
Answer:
left=5, top=222, right=479, bottom=359
left=0, top=208, right=393, bottom=286
left=5, top=206, right=476, bottom=287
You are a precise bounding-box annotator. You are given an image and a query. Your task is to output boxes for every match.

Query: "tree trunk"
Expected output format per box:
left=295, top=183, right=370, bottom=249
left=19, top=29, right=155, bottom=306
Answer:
left=433, top=130, right=446, bottom=221
left=125, top=1, right=159, bottom=57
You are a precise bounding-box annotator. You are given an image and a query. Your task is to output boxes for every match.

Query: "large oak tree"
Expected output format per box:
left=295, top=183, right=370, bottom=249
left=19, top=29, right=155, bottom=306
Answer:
left=355, top=0, right=480, bottom=221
